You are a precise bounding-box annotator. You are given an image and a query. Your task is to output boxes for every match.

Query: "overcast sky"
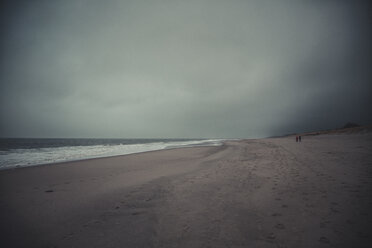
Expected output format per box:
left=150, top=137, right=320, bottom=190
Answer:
left=0, top=0, right=371, bottom=138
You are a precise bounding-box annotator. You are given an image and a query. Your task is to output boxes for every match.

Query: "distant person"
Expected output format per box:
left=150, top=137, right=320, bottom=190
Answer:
left=296, top=136, right=298, bottom=142
left=299, top=136, right=302, bottom=142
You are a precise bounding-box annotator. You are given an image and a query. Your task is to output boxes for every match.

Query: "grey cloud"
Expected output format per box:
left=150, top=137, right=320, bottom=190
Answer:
left=1, top=0, right=371, bottom=138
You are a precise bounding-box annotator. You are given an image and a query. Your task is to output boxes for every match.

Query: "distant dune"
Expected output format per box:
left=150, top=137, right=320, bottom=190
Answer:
left=300, top=124, right=372, bottom=136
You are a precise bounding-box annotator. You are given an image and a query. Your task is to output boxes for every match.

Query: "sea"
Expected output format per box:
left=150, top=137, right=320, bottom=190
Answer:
left=0, top=138, right=223, bottom=170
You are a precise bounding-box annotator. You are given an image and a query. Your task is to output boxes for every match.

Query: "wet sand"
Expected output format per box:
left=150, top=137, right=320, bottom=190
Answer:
left=1, top=133, right=372, bottom=247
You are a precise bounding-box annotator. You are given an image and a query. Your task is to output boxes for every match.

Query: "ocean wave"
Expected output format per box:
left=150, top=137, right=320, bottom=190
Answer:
left=0, top=139, right=223, bottom=170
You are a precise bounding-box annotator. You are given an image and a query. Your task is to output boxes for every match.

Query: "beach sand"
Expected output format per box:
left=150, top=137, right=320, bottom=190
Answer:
left=1, top=133, right=372, bottom=247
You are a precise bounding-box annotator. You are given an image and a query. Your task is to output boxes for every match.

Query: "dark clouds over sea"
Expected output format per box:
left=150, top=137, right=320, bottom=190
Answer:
left=1, top=0, right=371, bottom=138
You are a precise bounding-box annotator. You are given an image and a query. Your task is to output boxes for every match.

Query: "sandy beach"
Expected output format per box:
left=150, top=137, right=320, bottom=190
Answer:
left=1, top=133, right=371, bottom=248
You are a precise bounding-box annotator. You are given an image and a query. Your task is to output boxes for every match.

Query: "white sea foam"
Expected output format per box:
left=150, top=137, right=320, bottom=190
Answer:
left=0, top=139, right=223, bottom=170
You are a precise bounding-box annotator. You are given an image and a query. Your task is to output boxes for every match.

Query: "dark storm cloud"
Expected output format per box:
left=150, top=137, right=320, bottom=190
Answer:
left=1, top=0, right=371, bottom=138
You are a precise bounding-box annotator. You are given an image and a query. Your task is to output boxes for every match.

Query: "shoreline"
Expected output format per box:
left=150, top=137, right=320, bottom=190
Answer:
left=1, top=133, right=371, bottom=247
left=0, top=140, right=226, bottom=171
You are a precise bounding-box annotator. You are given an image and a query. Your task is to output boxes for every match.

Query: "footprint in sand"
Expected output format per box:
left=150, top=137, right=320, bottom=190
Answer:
left=319, top=236, right=330, bottom=244
left=346, top=219, right=354, bottom=225
left=267, top=233, right=276, bottom=240
left=275, top=223, right=285, bottom=229
left=330, top=207, right=339, bottom=213
left=183, top=225, right=190, bottom=232
left=357, top=231, right=368, bottom=238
